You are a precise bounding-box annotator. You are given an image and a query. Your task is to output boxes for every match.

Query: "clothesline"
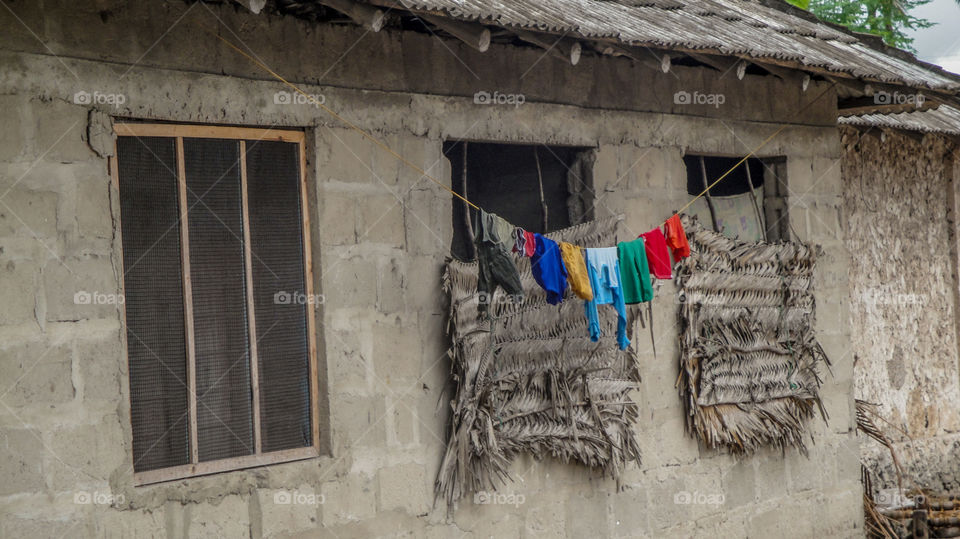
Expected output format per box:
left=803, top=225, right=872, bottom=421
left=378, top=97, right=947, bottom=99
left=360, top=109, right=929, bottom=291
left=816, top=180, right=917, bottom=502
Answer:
left=204, top=24, right=836, bottom=233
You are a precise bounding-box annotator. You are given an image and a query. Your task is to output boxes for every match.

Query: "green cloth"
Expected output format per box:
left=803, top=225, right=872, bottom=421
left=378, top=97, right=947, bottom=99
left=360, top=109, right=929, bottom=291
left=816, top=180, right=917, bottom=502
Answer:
left=617, top=238, right=653, bottom=304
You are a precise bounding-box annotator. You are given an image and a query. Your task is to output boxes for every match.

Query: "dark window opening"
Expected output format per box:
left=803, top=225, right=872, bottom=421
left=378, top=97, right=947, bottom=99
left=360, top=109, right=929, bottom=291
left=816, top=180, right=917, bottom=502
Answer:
left=683, top=155, right=788, bottom=242
left=445, top=141, right=595, bottom=261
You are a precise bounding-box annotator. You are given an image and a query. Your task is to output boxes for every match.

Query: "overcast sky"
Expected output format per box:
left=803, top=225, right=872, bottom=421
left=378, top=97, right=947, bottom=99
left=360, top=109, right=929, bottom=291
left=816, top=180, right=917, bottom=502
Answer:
left=908, top=0, right=960, bottom=74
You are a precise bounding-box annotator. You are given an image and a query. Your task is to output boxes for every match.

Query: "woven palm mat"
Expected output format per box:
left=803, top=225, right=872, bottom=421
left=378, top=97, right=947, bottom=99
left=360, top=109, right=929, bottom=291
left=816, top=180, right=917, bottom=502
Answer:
left=676, top=216, right=830, bottom=455
left=435, top=216, right=641, bottom=510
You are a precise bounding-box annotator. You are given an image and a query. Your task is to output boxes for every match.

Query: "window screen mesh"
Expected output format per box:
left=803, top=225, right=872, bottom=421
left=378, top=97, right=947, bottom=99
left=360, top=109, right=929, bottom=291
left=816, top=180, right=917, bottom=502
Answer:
left=117, top=136, right=191, bottom=472
left=245, top=140, right=312, bottom=452
left=183, top=138, right=255, bottom=462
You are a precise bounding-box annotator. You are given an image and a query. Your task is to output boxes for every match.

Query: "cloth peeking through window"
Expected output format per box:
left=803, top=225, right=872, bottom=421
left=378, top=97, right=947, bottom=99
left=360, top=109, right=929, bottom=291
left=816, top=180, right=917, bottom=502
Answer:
left=583, top=247, right=629, bottom=350
left=617, top=238, right=654, bottom=304
left=475, top=210, right=523, bottom=313
left=531, top=234, right=567, bottom=305
left=523, top=230, right=535, bottom=256
left=559, top=241, right=593, bottom=301
left=512, top=228, right=537, bottom=257
left=640, top=227, right=672, bottom=279
left=664, top=214, right=691, bottom=260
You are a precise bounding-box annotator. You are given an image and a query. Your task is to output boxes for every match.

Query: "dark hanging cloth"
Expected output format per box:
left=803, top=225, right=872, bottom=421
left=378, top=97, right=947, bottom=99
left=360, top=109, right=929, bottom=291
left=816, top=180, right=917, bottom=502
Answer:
left=476, top=210, right=524, bottom=313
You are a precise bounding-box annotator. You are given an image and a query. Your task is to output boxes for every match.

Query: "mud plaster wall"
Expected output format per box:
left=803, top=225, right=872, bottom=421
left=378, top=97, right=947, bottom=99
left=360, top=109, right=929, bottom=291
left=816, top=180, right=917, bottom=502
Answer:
left=840, top=126, right=960, bottom=492
left=0, top=1, right=860, bottom=537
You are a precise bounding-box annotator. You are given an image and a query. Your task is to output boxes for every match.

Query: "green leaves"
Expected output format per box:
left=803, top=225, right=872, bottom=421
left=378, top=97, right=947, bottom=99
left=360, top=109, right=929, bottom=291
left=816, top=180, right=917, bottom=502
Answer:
left=806, top=0, right=934, bottom=52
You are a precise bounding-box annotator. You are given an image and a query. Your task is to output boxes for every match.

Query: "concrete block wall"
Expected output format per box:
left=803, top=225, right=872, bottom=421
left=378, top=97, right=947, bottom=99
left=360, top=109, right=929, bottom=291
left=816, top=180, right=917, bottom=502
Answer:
left=0, top=2, right=861, bottom=537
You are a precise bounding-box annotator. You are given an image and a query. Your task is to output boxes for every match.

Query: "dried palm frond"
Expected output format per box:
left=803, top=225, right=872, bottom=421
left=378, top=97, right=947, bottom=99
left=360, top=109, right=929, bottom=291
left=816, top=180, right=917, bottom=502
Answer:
left=857, top=399, right=906, bottom=494
left=676, top=216, right=829, bottom=454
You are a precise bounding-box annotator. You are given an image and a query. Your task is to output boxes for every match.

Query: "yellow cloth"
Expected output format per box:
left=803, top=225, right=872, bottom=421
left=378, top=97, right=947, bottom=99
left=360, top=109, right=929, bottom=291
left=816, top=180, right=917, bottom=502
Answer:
left=559, top=242, right=593, bottom=301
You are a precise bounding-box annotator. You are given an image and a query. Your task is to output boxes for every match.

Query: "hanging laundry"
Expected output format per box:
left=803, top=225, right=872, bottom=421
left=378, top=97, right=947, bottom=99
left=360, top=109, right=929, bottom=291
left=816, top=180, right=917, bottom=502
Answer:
left=664, top=214, right=691, bottom=260
left=494, top=215, right=514, bottom=248
left=639, top=227, right=672, bottom=279
left=512, top=228, right=527, bottom=255
left=583, top=247, right=630, bottom=350
left=617, top=238, right=654, bottom=304
left=511, top=228, right=537, bottom=257
left=531, top=234, right=568, bottom=305
left=559, top=242, right=593, bottom=301
left=476, top=210, right=523, bottom=313
left=523, top=230, right=536, bottom=257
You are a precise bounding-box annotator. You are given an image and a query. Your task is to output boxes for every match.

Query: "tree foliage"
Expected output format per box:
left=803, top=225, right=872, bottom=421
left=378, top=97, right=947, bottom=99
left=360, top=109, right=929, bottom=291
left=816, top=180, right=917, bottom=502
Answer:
left=786, top=0, right=934, bottom=52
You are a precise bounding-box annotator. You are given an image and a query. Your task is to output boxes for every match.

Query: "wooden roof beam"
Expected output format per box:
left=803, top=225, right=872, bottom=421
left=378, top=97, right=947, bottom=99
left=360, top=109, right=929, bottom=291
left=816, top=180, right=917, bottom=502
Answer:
left=236, top=0, right=267, bottom=14
left=317, top=0, right=385, bottom=32
left=753, top=61, right=812, bottom=91
left=514, top=30, right=581, bottom=66
left=687, top=52, right=747, bottom=80
left=420, top=13, right=491, bottom=52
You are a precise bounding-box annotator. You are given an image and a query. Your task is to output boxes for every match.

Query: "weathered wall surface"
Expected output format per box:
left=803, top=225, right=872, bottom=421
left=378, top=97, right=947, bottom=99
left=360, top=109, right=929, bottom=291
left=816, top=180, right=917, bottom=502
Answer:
left=0, top=1, right=860, bottom=537
left=840, top=126, right=960, bottom=492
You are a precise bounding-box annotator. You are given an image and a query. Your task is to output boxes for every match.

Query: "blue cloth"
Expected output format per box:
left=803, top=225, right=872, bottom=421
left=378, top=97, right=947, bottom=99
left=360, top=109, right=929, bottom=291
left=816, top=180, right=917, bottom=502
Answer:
left=531, top=234, right=567, bottom=305
left=583, top=247, right=630, bottom=350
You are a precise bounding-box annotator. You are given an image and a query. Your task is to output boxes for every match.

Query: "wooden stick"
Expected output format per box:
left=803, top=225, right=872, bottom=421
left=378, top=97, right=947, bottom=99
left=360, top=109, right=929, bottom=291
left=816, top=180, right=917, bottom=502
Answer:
left=176, top=136, right=200, bottom=465
left=462, top=142, right=476, bottom=259
left=744, top=161, right=766, bottom=241
left=534, top=147, right=548, bottom=231
left=699, top=156, right=721, bottom=232
left=239, top=141, right=263, bottom=455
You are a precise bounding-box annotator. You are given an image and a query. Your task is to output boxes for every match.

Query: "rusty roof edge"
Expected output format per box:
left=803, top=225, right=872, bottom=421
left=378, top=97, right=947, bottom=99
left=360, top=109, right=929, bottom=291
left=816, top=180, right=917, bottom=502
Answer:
left=389, top=0, right=960, bottom=94
left=839, top=105, right=960, bottom=137
left=249, top=0, right=960, bottom=95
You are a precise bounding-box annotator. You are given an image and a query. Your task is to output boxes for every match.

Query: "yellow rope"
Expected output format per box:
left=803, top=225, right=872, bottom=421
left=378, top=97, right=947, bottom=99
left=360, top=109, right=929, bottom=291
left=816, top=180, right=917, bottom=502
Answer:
left=203, top=23, right=836, bottom=227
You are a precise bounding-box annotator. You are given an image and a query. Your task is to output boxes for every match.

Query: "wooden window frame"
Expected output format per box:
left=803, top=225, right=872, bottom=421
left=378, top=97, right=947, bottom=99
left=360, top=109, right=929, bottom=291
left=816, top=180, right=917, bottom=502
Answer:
left=111, top=123, right=320, bottom=486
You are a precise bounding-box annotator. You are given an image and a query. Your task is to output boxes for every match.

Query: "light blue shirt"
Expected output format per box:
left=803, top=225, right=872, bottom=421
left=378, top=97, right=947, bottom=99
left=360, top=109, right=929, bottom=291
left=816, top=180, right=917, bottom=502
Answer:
left=583, top=247, right=630, bottom=350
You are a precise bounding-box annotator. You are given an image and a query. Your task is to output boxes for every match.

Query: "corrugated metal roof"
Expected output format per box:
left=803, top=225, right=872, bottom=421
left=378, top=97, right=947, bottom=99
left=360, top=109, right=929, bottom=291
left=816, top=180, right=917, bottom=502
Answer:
left=839, top=105, right=960, bottom=136
left=394, top=0, right=960, bottom=93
